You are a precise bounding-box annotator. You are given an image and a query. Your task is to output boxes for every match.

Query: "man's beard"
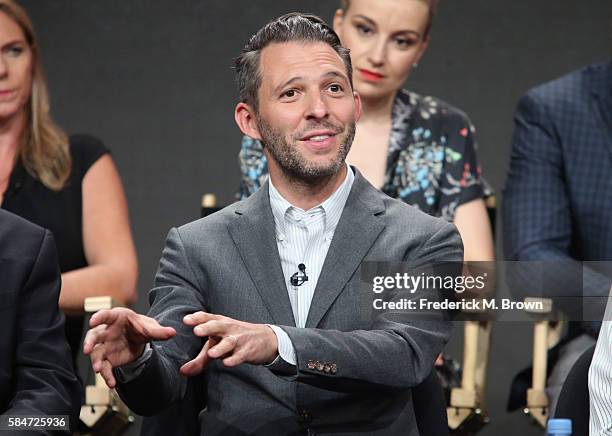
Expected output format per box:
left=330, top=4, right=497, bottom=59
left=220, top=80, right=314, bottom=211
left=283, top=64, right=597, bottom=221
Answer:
left=256, top=115, right=356, bottom=183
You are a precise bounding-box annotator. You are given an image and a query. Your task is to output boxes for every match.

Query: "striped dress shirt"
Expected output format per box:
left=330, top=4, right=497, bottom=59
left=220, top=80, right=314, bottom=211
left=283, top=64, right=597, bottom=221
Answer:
left=589, top=300, right=612, bottom=435
left=267, top=164, right=354, bottom=365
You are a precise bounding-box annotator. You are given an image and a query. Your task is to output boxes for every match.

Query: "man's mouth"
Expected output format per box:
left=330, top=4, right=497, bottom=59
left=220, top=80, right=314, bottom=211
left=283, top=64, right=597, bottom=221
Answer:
left=298, top=130, right=339, bottom=149
left=299, top=130, right=338, bottom=142
left=307, top=134, right=332, bottom=142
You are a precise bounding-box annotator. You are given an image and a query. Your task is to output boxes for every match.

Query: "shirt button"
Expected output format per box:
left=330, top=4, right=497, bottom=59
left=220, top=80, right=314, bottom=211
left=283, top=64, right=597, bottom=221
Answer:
left=299, top=409, right=312, bottom=424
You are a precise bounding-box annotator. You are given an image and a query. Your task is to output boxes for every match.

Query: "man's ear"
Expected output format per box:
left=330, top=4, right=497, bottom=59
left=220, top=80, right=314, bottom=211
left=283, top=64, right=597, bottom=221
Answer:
left=235, top=102, right=262, bottom=140
left=353, top=90, right=362, bottom=123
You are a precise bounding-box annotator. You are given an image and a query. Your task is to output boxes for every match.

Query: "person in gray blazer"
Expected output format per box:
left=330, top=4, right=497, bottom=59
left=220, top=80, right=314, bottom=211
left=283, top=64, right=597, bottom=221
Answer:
left=83, top=13, right=462, bottom=435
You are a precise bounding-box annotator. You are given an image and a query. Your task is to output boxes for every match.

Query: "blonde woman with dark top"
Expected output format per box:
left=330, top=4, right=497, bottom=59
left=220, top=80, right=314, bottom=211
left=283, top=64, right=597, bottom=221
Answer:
left=0, top=0, right=138, bottom=362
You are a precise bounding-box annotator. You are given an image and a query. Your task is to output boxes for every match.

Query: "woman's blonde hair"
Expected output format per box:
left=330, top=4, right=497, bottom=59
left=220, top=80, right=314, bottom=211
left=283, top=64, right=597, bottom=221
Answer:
left=0, top=0, right=70, bottom=191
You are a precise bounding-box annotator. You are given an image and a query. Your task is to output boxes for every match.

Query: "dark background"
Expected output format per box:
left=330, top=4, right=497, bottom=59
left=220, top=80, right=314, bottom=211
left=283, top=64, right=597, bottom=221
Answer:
left=19, top=1, right=611, bottom=435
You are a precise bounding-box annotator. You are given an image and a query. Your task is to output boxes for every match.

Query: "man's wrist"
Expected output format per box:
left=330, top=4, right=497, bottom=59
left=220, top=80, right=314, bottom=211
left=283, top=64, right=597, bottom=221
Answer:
left=264, top=324, right=279, bottom=364
left=115, top=343, right=153, bottom=383
left=266, top=324, right=297, bottom=365
left=134, top=343, right=146, bottom=360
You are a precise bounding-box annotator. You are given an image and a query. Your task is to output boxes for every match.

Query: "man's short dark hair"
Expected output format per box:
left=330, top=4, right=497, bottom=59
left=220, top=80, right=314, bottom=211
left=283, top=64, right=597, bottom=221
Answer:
left=235, top=12, right=353, bottom=111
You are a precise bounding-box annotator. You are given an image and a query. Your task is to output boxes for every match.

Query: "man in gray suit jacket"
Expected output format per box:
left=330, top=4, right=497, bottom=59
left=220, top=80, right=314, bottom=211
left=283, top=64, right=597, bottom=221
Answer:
left=84, top=13, right=462, bottom=435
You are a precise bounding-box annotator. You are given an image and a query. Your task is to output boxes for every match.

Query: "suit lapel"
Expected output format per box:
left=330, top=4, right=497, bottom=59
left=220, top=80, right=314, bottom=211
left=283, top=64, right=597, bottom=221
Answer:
left=589, top=62, right=612, bottom=162
left=228, top=183, right=296, bottom=327
left=306, top=172, right=386, bottom=328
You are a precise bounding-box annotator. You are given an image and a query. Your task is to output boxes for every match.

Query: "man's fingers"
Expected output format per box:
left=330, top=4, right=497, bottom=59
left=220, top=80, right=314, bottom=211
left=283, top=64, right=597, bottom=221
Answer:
left=130, top=315, right=176, bottom=341
left=83, top=324, right=108, bottom=355
left=90, top=343, right=107, bottom=372
left=222, top=350, right=245, bottom=368
left=89, top=308, right=128, bottom=328
left=208, top=335, right=238, bottom=359
left=183, top=311, right=222, bottom=326
left=180, top=339, right=214, bottom=377
left=192, top=320, right=231, bottom=338
left=435, top=353, right=444, bottom=367
left=90, top=308, right=176, bottom=343
left=99, top=359, right=116, bottom=389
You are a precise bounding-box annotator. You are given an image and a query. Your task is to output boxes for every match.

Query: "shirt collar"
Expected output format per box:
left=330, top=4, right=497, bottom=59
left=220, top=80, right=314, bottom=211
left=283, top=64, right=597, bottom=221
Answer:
left=268, top=163, right=354, bottom=239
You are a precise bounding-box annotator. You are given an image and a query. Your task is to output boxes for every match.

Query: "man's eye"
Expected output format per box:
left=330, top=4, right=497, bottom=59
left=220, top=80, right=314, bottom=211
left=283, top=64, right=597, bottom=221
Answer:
left=329, top=84, right=343, bottom=93
left=282, top=90, right=296, bottom=98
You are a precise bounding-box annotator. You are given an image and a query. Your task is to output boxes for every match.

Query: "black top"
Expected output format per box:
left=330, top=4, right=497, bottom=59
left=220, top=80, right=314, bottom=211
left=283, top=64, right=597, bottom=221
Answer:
left=1, top=134, right=109, bottom=360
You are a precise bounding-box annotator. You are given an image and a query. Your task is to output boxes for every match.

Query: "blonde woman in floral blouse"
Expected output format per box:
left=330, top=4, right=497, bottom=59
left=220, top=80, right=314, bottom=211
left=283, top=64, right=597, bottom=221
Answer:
left=239, top=0, right=494, bottom=263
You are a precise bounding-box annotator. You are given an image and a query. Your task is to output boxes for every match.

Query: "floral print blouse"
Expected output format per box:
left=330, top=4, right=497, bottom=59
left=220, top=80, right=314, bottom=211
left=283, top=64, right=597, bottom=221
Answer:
left=238, top=89, right=487, bottom=222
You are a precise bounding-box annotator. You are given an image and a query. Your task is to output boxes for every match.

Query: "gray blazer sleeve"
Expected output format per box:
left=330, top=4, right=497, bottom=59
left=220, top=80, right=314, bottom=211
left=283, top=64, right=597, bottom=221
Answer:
left=279, top=222, right=461, bottom=392
left=116, top=228, right=206, bottom=416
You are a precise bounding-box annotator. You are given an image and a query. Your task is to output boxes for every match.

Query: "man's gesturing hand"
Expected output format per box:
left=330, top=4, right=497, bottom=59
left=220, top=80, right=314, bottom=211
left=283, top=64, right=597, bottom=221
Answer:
left=83, top=308, right=176, bottom=388
left=180, top=312, right=279, bottom=376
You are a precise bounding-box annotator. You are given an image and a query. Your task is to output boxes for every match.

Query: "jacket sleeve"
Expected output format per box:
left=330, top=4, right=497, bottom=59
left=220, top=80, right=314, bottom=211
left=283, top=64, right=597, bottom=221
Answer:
left=502, top=92, right=611, bottom=321
left=6, top=230, right=81, bottom=433
left=115, top=228, right=206, bottom=416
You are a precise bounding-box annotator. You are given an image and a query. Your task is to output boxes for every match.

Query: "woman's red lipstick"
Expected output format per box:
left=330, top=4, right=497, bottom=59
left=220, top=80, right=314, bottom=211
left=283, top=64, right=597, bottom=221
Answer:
left=358, top=68, right=385, bottom=82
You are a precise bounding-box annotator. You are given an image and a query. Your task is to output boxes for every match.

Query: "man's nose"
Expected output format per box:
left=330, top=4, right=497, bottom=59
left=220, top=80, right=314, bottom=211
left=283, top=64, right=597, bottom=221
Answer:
left=305, top=91, right=329, bottom=120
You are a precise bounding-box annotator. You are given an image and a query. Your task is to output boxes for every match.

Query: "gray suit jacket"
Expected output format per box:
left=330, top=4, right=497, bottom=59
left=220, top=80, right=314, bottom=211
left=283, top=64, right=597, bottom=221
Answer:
left=117, top=171, right=462, bottom=435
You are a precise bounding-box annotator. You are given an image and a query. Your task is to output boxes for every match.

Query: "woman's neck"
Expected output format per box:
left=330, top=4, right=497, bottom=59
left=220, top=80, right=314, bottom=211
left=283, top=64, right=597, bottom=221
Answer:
left=358, top=92, right=396, bottom=124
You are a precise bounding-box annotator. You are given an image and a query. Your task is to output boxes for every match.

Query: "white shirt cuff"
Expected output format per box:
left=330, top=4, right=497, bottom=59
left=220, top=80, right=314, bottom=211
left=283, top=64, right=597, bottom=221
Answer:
left=267, top=324, right=297, bottom=365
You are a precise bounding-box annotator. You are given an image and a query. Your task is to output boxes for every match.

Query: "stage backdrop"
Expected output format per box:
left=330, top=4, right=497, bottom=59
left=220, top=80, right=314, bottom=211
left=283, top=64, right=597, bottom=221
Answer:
left=20, top=1, right=611, bottom=435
